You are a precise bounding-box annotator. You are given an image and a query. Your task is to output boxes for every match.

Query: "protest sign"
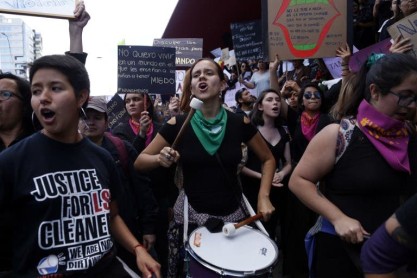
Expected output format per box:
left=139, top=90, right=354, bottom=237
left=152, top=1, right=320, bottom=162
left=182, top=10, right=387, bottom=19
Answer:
left=0, top=0, right=76, bottom=19
left=230, top=20, right=264, bottom=62
left=117, top=45, right=176, bottom=95
left=107, top=93, right=129, bottom=129
left=153, top=38, right=203, bottom=67
left=263, top=0, right=348, bottom=60
left=210, top=47, right=222, bottom=58
left=176, top=70, right=185, bottom=97
left=323, top=39, right=390, bottom=78
left=388, top=11, right=417, bottom=57
left=348, top=39, right=391, bottom=72
left=221, top=47, right=230, bottom=61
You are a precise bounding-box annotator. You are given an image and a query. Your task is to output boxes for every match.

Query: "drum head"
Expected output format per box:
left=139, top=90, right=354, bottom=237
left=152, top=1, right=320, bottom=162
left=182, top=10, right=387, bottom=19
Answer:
left=187, top=225, right=278, bottom=275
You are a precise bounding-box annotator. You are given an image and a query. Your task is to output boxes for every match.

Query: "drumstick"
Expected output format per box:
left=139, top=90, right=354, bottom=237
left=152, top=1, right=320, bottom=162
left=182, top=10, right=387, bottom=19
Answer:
left=222, top=213, right=263, bottom=237
left=171, top=97, right=203, bottom=150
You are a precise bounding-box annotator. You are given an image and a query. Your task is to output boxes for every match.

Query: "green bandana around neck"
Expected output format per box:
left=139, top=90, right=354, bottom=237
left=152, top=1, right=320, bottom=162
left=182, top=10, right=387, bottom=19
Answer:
left=190, top=107, right=227, bottom=155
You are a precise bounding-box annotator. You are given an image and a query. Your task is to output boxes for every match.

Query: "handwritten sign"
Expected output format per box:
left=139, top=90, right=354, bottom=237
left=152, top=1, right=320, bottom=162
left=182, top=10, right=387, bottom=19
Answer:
left=0, top=0, right=76, bottom=19
left=117, top=45, right=176, bottom=95
left=153, top=38, right=203, bottom=67
left=230, top=20, right=264, bottom=62
left=107, top=93, right=129, bottom=130
left=264, top=0, right=347, bottom=60
left=388, top=11, right=417, bottom=57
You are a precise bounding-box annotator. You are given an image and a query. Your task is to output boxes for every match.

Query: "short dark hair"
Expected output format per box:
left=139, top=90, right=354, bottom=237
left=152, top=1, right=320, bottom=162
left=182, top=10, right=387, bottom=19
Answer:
left=235, top=88, right=247, bottom=106
left=29, top=55, right=90, bottom=108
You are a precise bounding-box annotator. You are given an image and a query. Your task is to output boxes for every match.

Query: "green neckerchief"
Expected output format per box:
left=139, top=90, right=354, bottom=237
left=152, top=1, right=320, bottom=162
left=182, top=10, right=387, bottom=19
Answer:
left=190, top=107, right=227, bottom=155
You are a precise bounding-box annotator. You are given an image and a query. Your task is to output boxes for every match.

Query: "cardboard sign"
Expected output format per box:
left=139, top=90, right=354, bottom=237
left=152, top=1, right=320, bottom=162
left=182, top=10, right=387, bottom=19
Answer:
left=388, top=11, right=417, bottom=57
left=210, top=47, right=222, bottom=58
left=107, top=93, right=129, bottom=130
left=0, top=0, right=76, bottom=19
left=263, top=0, right=348, bottom=60
left=153, top=38, right=203, bottom=67
left=230, top=20, right=264, bottom=62
left=117, top=45, right=176, bottom=95
left=175, top=70, right=185, bottom=96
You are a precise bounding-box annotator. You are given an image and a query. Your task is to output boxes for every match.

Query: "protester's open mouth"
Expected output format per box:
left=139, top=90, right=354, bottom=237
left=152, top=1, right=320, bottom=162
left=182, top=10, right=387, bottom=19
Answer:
left=198, top=83, right=208, bottom=91
left=41, top=108, right=55, bottom=119
left=272, top=107, right=279, bottom=112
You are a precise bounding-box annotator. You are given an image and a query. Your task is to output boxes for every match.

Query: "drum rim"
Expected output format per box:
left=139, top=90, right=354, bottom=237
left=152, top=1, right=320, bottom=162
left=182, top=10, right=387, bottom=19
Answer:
left=186, top=225, right=279, bottom=276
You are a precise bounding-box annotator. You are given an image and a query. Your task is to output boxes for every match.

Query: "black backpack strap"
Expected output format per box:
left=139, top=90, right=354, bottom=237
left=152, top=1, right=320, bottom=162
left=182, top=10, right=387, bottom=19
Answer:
left=104, top=132, right=129, bottom=176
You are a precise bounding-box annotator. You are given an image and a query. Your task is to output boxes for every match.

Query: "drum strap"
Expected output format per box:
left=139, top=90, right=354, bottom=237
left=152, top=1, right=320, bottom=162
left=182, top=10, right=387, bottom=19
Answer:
left=242, top=194, right=269, bottom=236
left=215, top=152, right=269, bottom=236
left=183, top=194, right=189, bottom=245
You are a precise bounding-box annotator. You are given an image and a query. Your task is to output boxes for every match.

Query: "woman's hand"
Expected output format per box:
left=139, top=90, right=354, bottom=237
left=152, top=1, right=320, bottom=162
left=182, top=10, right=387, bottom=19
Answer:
left=336, top=43, right=352, bottom=64
left=139, top=111, right=151, bottom=137
left=282, top=80, right=301, bottom=93
left=269, top=54, right=281, bottom=72
left=390, top=35, right=413, bottom=54
left=135, top=246, right=161, bottom=278
left=168, top=96, right=180, bottom=117
left=257, top=196, right=275, bottom=222
left=332, top=215, right=370, bottom=244
left=158, top=147, right=180, bottom=167
left=272, top=171, right=285, bottom=187
left=69, top=1, right=90, bottom=31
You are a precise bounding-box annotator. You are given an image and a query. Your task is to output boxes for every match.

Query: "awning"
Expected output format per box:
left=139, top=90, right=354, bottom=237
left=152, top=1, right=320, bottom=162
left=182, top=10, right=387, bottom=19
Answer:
left=162, top=0, right=262, bottom=59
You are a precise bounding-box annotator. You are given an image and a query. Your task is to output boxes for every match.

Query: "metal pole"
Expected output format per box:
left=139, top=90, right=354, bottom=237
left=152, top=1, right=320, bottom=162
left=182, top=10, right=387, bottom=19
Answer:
left=1, top=32, right=13, bottom=73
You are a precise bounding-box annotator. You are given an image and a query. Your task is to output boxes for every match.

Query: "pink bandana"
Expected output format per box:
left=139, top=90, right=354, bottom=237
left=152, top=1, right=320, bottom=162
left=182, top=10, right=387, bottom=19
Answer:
left=357, top=100, right=410, bottom=173
left=129, top=118, right=154, bottom=146
left=301, top=111, right=320, bottom=142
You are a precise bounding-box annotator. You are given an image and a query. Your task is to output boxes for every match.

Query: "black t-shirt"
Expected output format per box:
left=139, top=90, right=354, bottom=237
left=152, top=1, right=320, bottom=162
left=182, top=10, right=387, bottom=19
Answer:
left=158, top=110, right=257, bottom=215
left=0, top=132, right=122, bottom=276
left=241, top=126, right=290, bottom=208
left=325, top=127, right=409, bottom=233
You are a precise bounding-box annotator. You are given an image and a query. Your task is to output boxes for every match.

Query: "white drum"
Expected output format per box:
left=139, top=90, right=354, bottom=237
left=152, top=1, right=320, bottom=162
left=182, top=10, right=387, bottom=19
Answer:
left=186, top=225, right=278, bottom=277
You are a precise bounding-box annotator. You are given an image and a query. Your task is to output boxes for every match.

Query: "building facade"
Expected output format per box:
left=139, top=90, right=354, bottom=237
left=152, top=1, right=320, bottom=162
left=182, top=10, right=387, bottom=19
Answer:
left=0, top=15, right=42, bottom=79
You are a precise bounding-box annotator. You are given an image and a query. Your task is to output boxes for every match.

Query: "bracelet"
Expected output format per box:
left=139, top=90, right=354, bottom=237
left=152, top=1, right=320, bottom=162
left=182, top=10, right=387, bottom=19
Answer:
left=133, top=243, right=144, bottom=253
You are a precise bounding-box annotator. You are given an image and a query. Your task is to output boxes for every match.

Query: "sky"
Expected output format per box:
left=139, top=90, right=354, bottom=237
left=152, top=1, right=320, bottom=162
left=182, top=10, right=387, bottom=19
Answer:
left=6, top=0, right=178, bottom=96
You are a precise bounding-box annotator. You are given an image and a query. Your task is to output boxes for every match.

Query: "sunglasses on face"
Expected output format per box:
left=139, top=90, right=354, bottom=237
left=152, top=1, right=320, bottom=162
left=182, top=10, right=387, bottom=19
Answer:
left=303, top=91, right=321, bottom=100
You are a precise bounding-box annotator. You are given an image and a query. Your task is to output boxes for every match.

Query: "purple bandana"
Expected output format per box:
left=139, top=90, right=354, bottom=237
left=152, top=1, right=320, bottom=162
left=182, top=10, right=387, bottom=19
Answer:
left=357, top=100, right=410, bottom=173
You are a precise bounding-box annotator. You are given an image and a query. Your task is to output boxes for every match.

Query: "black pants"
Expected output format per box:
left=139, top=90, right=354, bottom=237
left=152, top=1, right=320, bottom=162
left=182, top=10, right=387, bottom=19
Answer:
left=313, top=233, right=362, bottom=278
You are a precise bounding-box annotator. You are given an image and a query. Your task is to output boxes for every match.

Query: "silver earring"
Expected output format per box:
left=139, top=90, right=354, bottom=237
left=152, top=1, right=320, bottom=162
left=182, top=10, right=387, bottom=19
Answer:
left=32, top=111, right=40, bottom=130
left=31, top=111, right=36, bottom=127
left=80, top=107, right=87, bottom=120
